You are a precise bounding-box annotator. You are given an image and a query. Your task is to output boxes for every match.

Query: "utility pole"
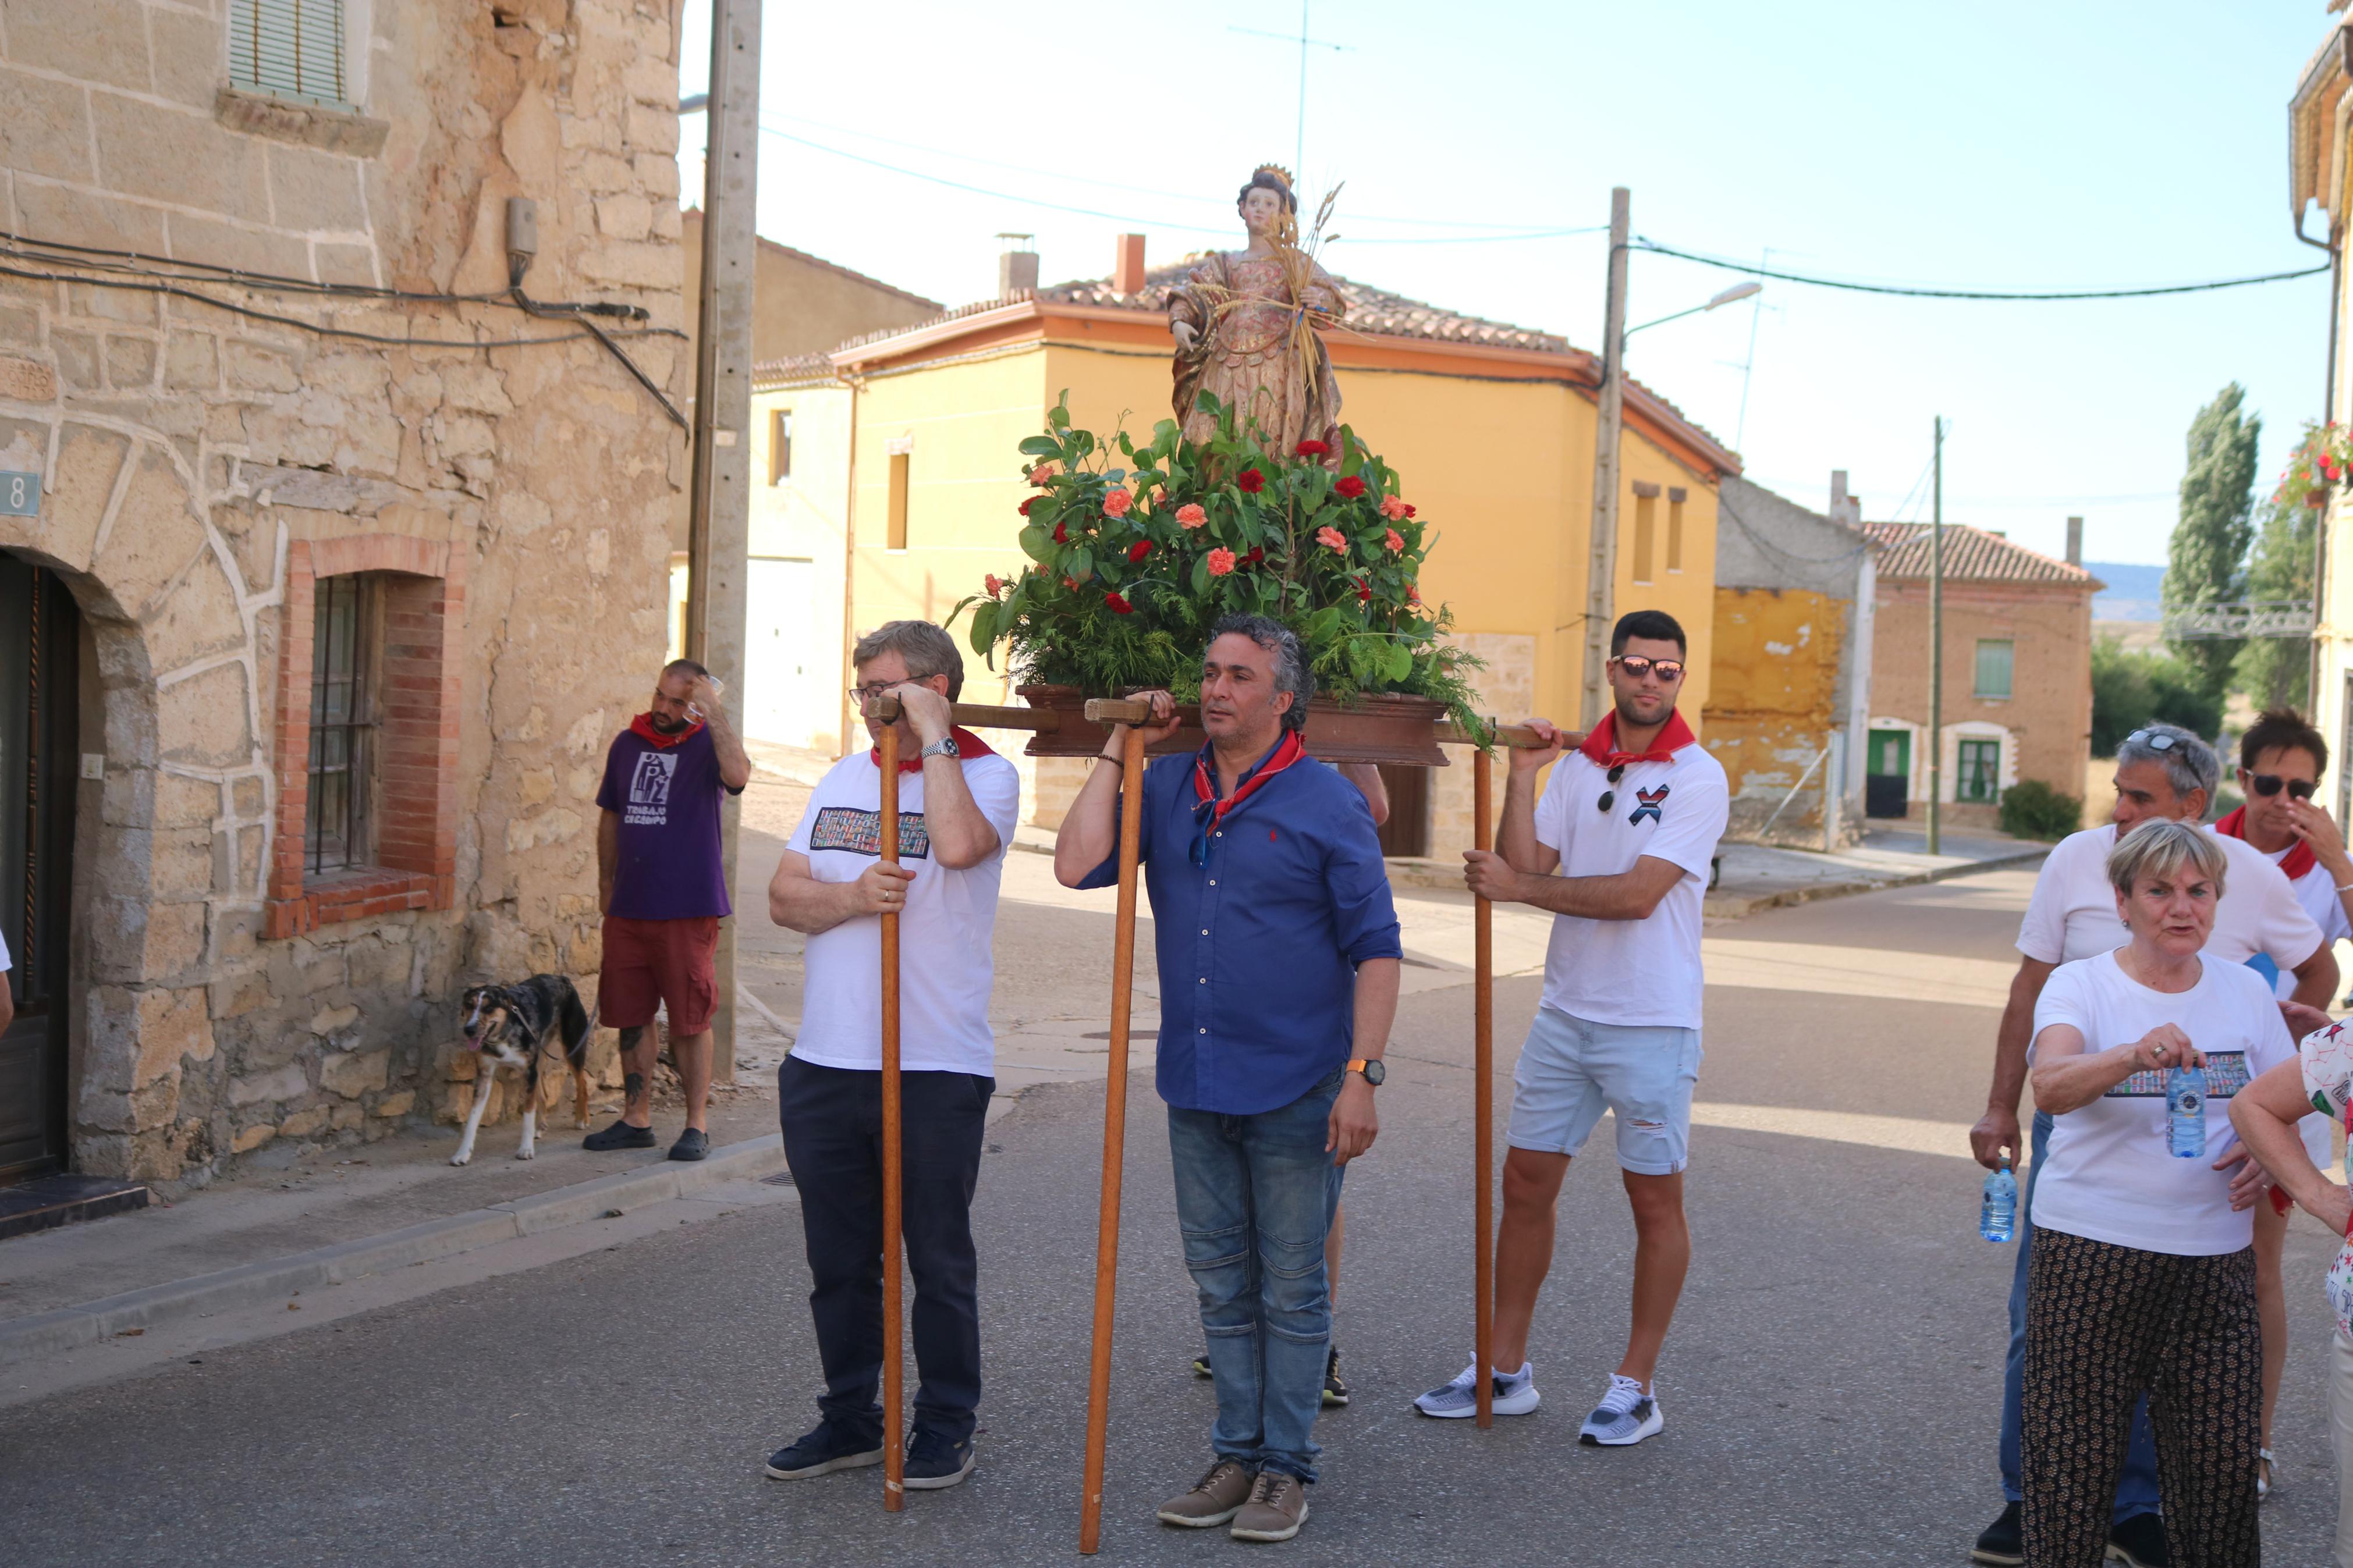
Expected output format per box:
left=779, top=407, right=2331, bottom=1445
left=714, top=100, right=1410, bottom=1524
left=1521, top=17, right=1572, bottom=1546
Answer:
left=1927, top=416, right=1945, bottom=858
left=1580, top=186, right=1630, bottom=728
left=685, top=0, right=760, bottom=1082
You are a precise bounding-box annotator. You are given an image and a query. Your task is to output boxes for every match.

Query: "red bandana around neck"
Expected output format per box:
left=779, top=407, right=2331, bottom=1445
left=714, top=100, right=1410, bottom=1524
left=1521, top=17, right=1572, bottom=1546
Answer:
left=630, top=713, right=702, bottom=749
left=1578, top=708, right=1697, bottom=769
left=1192, top=730, right=1307, bottom=828
left=870, top=725, right=997, bottom=774
left=2214, top=805, right=2317, bottom=882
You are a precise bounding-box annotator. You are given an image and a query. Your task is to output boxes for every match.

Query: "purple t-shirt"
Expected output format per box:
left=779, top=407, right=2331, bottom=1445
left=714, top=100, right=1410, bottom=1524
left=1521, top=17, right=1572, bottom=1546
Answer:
left=596, top=725, right=743, bottom=920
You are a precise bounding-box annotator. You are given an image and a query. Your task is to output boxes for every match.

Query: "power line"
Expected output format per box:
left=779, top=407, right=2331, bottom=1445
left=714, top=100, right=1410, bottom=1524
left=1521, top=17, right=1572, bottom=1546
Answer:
left=1632, top=239, right=2329, bottom=300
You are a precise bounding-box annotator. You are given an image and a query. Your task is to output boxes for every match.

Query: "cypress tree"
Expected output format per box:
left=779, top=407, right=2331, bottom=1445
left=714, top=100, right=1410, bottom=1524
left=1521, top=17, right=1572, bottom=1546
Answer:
left=2163, top=383, right=2259, bottom=704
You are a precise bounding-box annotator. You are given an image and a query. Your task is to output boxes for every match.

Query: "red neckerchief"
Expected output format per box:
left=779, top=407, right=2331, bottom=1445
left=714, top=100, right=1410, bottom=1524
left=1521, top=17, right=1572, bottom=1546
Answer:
left=870, top=725, right=997, bottom=774
left=1192, top=731, right=1307, bottom=828
left=2214, top=805, right=2317, bottom=882
left=630, top=713, right=702, bottom=749
left=1577, top=708, right=1697, bottom=769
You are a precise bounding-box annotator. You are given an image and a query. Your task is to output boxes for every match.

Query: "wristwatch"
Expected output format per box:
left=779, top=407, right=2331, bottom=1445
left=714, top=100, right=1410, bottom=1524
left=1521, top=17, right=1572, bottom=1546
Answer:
left=919, top=735, right=961, bottom=762
left=1346, top=1058, right=1385, bottom=1087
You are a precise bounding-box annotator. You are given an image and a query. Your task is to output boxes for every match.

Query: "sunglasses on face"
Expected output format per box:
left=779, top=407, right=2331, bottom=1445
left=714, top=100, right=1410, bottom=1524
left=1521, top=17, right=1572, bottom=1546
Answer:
left=1613, top=655, right=1684, bottom=682
left=2247, top=772, right=2317, bottom=800
left=1597, top=762, right=1626, bottom=814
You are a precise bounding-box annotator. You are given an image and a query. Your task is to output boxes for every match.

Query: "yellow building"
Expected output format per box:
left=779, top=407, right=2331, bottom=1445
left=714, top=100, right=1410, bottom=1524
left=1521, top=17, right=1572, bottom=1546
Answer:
left=2292, top=28, right=2353, bottom=820
left=758, top=239, right=1740, bottom=847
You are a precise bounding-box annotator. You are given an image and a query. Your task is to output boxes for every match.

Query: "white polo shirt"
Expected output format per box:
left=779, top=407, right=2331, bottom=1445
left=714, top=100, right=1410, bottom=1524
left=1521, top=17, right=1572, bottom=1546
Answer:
left=1531, top=730, right=1730, bottom=1031
left=2015, top=823, right=2323, bottom=970
left=786, top=739, right=1022, bottom=1076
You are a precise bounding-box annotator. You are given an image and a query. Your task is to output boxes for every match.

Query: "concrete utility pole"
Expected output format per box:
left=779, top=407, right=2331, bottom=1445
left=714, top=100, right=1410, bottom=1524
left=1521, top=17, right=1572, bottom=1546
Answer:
left=684, top=0, right=760, bottom=1082
left=1927, top=416, right=1945, bottom=857
left=1580, top=186, right=1631, bottom=728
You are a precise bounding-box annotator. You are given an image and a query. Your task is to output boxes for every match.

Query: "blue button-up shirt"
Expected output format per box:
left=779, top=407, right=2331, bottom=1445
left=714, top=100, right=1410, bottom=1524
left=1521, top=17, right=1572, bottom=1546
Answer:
left=1081, top=738, right=1403, bottom=1115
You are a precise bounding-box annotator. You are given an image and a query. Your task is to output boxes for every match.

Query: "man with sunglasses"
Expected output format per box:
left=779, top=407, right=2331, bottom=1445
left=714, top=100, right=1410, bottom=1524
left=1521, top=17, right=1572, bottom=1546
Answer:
left=1967, top=720, right=2336, bottom=1567
left=1054, top=614, right=1401, bottom=1545
left=1415, top=608, right=1726, bottom=1448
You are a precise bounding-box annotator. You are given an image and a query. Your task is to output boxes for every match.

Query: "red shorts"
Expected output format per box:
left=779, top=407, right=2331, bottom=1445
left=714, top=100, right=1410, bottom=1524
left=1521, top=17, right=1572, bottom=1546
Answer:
left=599, top=916, right=720, bottom=1036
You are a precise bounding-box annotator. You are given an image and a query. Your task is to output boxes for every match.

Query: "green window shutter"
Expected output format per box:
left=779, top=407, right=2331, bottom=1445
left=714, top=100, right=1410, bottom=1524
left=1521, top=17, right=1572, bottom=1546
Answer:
left=1974, top=639, right=2014, bottom=699
left=229, top=0, right=350, bottom=109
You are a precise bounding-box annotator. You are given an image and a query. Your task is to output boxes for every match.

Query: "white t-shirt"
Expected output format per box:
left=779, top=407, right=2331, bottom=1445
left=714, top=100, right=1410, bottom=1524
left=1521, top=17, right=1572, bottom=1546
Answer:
left=1531, top=733, right=1730, bottom=1030
left=2015, top=823, right=2324, bottom=970
left=786, top=744, right=1022, bottom=1076
left=2029, top=951, right=2295, bottom=1256
left=2267, top=847, right=2353, bottom=996
left=0, top=926, right=10, bottom=971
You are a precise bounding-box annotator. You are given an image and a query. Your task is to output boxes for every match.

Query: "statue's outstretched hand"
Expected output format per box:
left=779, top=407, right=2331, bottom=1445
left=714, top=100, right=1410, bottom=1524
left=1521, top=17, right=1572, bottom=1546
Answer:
left=1170, top=321, right=1198, bottom=353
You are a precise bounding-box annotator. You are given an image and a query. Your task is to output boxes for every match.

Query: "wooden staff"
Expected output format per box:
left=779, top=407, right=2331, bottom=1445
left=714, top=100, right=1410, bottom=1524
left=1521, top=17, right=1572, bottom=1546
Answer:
left=878, top=716, right=906, bottom=1512
left=1472, top=744, right=1495, bottom=1427
left=1078, top=696, right=1151, bottom=1555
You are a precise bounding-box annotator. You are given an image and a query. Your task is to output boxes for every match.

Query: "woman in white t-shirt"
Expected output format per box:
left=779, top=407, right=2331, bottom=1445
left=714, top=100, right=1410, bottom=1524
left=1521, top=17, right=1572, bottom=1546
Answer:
left=2022, top=819, right=2289, bottom=1567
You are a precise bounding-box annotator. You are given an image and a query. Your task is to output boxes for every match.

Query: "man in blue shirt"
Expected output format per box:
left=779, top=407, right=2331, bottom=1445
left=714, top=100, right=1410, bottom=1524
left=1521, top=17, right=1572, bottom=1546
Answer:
left=1056, top=614, right=1401, bottom=1546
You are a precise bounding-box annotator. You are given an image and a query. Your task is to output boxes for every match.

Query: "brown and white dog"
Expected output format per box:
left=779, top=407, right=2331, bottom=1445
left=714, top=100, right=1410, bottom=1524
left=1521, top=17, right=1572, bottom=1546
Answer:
left=450, top=974, right=599, bottom=1165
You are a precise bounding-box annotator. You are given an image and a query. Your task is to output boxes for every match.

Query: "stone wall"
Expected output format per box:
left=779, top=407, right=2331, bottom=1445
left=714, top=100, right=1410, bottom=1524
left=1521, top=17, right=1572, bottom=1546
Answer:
left=0, top=0, right=687, bottom=1184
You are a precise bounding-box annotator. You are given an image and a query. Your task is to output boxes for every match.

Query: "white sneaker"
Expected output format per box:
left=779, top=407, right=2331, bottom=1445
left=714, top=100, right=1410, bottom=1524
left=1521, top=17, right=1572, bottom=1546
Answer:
left=1578, top=1373, right=1663, bottom=1446
left=1412, top=1356, right=1540, bottom=1418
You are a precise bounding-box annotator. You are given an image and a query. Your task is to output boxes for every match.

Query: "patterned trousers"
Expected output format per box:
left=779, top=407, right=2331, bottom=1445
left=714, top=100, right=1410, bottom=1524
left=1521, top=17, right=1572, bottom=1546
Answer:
left=2021, top=1226, right=2260, bottom=1567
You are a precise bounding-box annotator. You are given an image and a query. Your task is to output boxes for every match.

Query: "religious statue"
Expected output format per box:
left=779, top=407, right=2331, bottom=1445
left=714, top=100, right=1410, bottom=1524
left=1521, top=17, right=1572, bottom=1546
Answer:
left=1167, top=165, right=1346, bottom=458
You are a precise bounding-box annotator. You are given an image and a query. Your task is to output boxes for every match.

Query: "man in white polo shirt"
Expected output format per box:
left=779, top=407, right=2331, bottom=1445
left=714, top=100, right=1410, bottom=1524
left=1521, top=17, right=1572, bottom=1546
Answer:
left=1414, top=608, right=1727, bottom=1447
left=761, top=620, right=1021, bottom=1495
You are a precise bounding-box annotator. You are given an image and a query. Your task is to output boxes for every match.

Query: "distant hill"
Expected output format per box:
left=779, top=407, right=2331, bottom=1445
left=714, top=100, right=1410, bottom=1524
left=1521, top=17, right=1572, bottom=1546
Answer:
left=2087, top=560, right=2164, bottom=622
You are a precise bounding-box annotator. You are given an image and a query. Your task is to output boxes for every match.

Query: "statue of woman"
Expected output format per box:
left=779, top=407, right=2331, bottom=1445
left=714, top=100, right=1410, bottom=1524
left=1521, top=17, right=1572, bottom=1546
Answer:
left=1168, top=165, right=1346, bottom=457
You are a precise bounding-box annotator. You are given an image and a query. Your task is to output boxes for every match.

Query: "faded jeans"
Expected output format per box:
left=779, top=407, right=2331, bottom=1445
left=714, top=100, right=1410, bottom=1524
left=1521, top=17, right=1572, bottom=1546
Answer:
left=2001, top=1108, right=2161, bottom=1520
left=1167, top=1067, right=1346, bottom=1483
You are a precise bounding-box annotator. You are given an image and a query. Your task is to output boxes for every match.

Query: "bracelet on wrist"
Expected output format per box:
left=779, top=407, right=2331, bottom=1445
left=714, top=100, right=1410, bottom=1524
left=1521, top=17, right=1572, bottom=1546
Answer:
left=1098, top=753, right=1123, bottom=768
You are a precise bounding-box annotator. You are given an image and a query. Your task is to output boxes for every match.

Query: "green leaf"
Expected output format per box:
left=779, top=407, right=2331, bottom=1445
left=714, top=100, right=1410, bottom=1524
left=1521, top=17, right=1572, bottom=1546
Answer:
left=1384, top=641, right=1414, bottom=684
left=1048, top=395, right=1071, bottom=429
left=1191, top=556, right=1211, bottom=596
left=1071, top=546, right=1094, bottom=576
left=1104, top=468, right=1126, bottom=485
left=968, top=600, right=1000, bottom=657
left=1018, top=435, right=1060, bottom=457
left=1019, top=523, right=1052, bottom=563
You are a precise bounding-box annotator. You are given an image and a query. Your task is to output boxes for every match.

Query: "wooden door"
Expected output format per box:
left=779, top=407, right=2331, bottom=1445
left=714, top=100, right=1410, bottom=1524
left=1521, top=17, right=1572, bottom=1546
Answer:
left=0, top=555, right=78, bottom=1182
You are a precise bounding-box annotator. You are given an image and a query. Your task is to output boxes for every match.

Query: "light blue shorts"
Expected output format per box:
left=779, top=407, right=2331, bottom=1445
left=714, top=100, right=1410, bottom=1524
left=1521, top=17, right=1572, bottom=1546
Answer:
left=1506, top=1006, right=1702, bottom=1176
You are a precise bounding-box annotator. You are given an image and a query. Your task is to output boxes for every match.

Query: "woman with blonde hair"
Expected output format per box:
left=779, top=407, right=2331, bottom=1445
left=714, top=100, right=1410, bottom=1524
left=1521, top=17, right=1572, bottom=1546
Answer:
left=2021, top=818, right=2291, bottom=1565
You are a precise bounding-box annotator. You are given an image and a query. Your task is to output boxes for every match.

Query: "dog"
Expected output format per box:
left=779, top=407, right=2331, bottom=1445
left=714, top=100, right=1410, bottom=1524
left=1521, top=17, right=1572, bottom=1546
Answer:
left=450, top=974, right=599, bottom=1165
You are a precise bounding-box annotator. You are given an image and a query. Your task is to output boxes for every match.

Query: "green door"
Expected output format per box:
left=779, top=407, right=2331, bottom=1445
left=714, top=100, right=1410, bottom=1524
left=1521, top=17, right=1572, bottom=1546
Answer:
left=1868, top=729, right=1910, bottom=779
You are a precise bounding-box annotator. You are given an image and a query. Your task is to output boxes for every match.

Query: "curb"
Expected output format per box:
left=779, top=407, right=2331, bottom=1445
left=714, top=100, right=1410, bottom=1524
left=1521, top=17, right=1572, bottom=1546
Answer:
left=1701, top=844, right=2051, bottom=919
left=0, top=1132, right=789, bottom=1366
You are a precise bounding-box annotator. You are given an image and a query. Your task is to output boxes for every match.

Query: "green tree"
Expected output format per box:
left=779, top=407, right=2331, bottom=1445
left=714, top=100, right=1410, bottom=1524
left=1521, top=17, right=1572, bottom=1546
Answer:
left=2162, top=383, right=2260, bottom=699
left=2231, top=423, right=2327, bottom=712
left=2091, top=635, right=2221, bottom=754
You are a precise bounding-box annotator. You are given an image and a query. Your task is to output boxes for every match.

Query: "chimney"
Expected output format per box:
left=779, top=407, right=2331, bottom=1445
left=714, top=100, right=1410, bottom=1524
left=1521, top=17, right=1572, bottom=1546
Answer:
left=1827, top=469, right=1861, bottom=529
left=1112, top=233, right=1147, bottom=297
left=2065, top=515, right=2084, bottom=568
left=996, top=232, right=1037, bottom=302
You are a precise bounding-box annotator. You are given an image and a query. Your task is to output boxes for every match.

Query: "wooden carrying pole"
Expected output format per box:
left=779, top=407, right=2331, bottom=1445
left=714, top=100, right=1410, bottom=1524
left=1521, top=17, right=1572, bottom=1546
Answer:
left=878, top=719, right=906, bottom=1512
left=1472, top=745, right=1495, bottom=1427
left=1078, top=697, right=1151, bottom=1555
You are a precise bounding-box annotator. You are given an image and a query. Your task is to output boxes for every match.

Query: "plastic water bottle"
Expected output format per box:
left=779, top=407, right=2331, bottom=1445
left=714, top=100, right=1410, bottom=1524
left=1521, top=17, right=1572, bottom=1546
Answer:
left=1979, top=1157, right=2017, bottom=1243
left=2167, top=1063, right=2208, bottom=1158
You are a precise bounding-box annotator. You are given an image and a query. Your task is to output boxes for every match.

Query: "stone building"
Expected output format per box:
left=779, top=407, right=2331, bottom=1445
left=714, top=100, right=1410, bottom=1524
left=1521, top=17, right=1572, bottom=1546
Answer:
left=1703, top=474, right=1878, bottom=848
left=1861, top=521, right=2099, bottom=831
left=0, top=0, right=687, bottom=1187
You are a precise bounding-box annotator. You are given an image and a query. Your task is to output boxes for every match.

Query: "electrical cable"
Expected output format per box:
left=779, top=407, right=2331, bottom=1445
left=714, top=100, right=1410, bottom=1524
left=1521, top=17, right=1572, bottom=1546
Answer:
left=1631, top=239, right=2330, bottom=300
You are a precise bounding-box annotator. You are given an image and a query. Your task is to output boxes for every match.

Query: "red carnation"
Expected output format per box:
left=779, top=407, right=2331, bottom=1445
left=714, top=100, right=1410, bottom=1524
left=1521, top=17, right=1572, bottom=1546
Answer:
left=1105, top=591, right=1134, bottom=614
left=1245, top=546, right=1266, bottom=564
left=1127, top=539, right=1151, bottom=562
left=1335, top=475, right=1367, bottom=500
left=1053, top=521, right=1069, bottom=543
left=1295, top=439, right=1329, bottom=456
left=1237, top=468, right=1265, bottom=493
left=1402, top=503, right=1417, bottom=518
left=1355, top=577, right=1372, bottom=603
left=1018, top=496, right=1036, bottom=516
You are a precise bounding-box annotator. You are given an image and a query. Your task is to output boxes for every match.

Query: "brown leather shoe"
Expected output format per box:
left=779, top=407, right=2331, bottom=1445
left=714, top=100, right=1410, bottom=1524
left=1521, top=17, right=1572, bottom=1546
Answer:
left=1229, top=1469, right=1308, bottom=1542
left=1155, top=1457, right=1254, bottom=1528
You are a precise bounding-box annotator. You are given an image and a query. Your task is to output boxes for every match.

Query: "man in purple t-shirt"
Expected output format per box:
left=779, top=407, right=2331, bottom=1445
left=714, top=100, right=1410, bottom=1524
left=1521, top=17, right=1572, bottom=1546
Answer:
left=587, top=657, right=750, bottom=1160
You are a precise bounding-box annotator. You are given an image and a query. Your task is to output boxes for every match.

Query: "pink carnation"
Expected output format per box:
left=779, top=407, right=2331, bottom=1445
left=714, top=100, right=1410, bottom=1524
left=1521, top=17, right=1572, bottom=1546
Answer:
left=1206, top=547, right=1237, bottom=577
left=1379, top=495, right=1411, bottom=521
left=1176, top=503, right=1207, bottom=529
left=1102, top=486, right=1134, bottom=518
left=1316, top=525, right=1348, bottom=554
left=985, top=573, right=1005, bottom=596
left=1384, top=528, right=1405, bottom=553
left=1029, top=462, right=1057, bottom=486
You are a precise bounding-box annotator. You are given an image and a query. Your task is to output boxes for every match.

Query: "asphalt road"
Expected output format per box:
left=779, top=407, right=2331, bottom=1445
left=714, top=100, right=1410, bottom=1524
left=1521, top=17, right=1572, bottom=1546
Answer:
left=5, top=868, right=2346, bottom=1565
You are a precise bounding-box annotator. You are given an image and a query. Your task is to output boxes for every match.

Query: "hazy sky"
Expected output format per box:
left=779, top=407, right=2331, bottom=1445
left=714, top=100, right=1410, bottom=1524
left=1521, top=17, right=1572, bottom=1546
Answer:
left=680, top=2, right=2343, bottom=568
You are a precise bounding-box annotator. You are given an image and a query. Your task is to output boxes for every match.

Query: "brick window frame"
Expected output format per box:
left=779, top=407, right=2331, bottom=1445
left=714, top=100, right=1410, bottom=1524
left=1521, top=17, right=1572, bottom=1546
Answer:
left=265, top=535, right=464, bottom=939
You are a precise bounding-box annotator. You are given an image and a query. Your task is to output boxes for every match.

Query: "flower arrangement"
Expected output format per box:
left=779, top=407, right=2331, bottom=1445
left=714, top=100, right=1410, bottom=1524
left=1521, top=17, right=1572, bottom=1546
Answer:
left=2274, top=421, right=2353, bottom=510
left=952, top=390, right=1481, bottom=729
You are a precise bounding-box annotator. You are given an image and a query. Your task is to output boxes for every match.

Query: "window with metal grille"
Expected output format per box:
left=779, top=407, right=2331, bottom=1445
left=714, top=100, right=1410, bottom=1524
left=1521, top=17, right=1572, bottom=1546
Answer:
left=229, top=0, right=351, bottom=109
left=1957, top=737, right=2001, bottom=803
left=305, top=574, right=377, bottom=873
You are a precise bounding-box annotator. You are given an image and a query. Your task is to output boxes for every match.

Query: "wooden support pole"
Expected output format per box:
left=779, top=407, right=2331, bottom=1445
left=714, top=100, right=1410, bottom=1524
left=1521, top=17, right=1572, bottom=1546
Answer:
left=1079, top=713, right=1148, bottom=1555
left=879, top=720, right=905, bottom=1512
left=1473, top=745, right=1495, bottom=1428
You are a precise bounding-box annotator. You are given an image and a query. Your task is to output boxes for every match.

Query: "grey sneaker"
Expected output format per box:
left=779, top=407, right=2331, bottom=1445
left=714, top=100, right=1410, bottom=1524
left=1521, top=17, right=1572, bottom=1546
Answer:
left=1229, top=1469, right=1308, bottom=1542
left=1155, top=1458, right=1254, bottom=1528
left=1578, top=1373, right=1663, bottom=1446
left=1413, top=1356, right=1539, bottom=1418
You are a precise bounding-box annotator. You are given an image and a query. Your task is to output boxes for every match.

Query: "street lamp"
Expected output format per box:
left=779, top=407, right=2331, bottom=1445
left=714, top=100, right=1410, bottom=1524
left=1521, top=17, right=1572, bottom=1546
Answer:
left=1624, top=280, right=1763, bottom=338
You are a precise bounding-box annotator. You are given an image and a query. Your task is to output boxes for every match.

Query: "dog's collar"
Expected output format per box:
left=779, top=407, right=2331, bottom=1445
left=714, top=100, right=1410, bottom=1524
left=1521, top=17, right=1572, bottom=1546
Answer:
left=463, top=987, right=540, bottom=1053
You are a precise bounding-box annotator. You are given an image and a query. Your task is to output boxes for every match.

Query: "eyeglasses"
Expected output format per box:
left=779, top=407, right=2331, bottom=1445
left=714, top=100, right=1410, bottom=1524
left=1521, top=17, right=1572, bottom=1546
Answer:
left=2123, top=729, right=2179, bottom=752
left=2247, top=773, right=2318, bottom=800
left=1596, top=763, right=1626, bottom=814
left=1612, top=655, right=1684, bottom=682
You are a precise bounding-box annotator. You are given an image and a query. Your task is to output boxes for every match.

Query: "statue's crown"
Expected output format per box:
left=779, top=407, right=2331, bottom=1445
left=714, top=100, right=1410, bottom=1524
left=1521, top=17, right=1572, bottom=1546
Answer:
left=1252, top=162, right=1295, bottom=191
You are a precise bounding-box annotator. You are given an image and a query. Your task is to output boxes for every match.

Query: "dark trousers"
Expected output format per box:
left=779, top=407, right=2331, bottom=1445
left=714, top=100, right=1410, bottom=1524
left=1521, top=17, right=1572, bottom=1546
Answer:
left=776, top=1056, right=994, bottom=1445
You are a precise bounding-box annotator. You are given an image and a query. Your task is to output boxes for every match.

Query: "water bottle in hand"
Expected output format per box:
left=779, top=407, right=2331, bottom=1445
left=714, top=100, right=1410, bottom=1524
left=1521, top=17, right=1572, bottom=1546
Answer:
left=2167, top=1063, right=2208, bottom=1158
left=1980, top=1156, right=2017, bottom=1242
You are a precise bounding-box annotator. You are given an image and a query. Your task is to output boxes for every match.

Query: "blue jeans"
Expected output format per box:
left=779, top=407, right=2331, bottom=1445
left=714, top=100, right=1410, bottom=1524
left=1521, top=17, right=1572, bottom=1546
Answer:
left=1168, top=1066, right=1346, bottom=1483
left=2000, top=1109, right=2160, bottom=1519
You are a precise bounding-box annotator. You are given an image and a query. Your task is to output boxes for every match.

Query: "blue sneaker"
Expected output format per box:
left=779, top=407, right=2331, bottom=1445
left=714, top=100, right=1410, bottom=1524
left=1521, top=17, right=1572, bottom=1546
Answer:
left=763, top=1420, right=883, bottom=1480
left=904, top=1428, right=976, bottom=1490
left=1578, top=1374, right=1663, bottom=1446
left=1413, top=1355, right=1539, bottom=1418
